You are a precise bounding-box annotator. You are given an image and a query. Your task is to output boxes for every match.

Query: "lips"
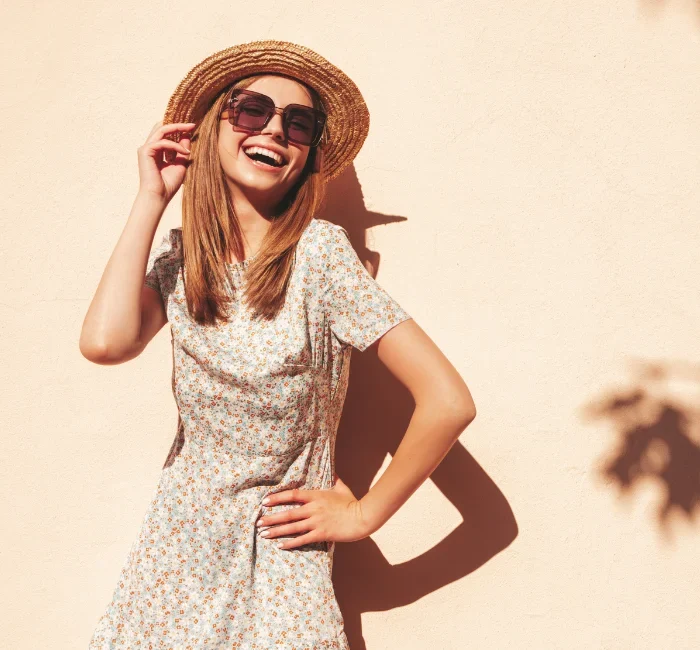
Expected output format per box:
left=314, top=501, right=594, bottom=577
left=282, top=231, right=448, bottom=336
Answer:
left=242, top=144, right=289, bottom=167
left=241, top=149, right=287, bottom=174
left=240, top=148, right=286, bottom=173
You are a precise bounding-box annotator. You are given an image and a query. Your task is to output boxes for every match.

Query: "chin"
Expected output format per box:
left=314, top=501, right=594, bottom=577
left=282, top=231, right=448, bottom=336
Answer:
left=226, top=170, right=295, bottom=201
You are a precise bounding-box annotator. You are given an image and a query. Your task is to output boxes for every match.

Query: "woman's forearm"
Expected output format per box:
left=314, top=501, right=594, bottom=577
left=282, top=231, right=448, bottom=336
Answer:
left=358, top=399, right=475, bottom=535
left=79, top=191, right=167, bottom=362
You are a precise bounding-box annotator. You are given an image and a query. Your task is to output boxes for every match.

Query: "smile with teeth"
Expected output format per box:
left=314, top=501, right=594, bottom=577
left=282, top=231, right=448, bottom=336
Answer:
left=242, top=145, right=287, bottom=168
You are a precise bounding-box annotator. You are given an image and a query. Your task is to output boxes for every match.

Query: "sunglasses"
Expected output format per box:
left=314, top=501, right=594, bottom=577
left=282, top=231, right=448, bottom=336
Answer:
left=220, top=88, right=327, bottom=147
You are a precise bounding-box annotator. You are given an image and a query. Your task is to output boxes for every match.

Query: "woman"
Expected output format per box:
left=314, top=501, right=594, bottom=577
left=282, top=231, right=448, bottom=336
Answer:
left=82, top=40, right=476, bottom=649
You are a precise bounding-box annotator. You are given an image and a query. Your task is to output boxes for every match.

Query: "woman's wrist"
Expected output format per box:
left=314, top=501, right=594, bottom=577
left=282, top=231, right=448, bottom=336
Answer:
left=133, top=189, right=169, bottom=215
left=358, top=492, right=388, bottom=537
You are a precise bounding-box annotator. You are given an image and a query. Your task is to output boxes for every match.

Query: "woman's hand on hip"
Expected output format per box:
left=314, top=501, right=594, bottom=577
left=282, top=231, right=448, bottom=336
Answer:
left=256, top=476, right=373, bottom=550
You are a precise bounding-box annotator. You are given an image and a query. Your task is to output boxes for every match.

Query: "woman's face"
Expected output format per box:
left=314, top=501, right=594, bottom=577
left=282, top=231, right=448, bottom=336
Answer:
left=218, top=75, right=314, bottom=209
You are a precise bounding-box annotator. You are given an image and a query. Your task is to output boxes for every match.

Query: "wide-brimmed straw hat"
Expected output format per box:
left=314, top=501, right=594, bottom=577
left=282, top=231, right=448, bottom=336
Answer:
left=162, top=40, right=370, bottom=183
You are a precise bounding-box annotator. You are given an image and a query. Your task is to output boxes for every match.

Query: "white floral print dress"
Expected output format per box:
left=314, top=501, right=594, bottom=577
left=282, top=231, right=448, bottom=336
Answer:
left=88, top=217, right=412, bottom=649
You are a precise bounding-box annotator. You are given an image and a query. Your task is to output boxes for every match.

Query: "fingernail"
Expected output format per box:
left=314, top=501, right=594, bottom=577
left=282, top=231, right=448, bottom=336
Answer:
left=262, top=497, right=270, bottom=505
left=260, top=530, right=269, bottom=537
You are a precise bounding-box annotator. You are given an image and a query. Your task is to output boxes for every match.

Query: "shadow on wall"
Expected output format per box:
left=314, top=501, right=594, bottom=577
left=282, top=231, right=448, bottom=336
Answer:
left=581, top=359, right=700, bottom=539
left=318, top=164, right=518, bottom=650
left=640, top=0, right=700, bottom=27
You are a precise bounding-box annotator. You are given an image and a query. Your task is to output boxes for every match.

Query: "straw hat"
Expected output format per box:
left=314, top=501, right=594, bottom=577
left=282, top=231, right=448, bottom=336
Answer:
left=162, top=40, right=370, bottom=183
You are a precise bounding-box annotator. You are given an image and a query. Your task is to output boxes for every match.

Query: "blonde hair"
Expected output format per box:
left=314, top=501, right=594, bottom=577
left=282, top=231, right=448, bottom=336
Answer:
left=180, top=74, right=328, bottom=326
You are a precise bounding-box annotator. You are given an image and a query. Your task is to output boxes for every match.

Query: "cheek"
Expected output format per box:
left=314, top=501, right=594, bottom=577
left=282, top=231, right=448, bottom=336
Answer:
left=218, top=128, right=244, bottom=159
left=287, top=154, right=309, bottom=182
left=292, top=149, right=310, bottom=171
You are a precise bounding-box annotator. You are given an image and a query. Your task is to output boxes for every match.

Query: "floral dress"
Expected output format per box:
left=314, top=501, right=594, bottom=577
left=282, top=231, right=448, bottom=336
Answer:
left=88, top=217, right=412, bottom=649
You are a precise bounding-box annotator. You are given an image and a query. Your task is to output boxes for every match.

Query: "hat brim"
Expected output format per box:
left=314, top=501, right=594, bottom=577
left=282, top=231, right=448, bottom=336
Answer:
left=163, top=40, right=370, bottom=183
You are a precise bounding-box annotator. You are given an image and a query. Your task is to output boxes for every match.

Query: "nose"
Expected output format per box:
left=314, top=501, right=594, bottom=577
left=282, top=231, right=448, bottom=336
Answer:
left=261, top=109, right=286, bottom=141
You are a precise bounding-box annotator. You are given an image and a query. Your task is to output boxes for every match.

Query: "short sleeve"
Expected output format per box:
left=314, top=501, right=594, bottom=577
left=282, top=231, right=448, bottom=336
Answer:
left=143, top=227, right=182, bottom=300
left=319, top=223, right=412, bottom=351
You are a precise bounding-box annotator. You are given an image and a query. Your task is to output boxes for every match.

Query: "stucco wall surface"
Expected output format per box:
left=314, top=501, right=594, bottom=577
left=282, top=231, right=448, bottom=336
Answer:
left=2, top=1, right=699, bottom=648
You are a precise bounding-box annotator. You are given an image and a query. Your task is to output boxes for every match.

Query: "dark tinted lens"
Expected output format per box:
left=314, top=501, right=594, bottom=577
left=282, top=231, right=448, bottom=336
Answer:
left=286, top=107, right=317, bottom=145
left=228, top=90, right=324, bottom=145
left=232, top=94, right=272, bottom=130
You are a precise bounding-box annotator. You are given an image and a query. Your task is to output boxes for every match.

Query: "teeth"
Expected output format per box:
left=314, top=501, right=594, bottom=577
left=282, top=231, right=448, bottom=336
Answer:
left=243, top=146, right=285, bottom=166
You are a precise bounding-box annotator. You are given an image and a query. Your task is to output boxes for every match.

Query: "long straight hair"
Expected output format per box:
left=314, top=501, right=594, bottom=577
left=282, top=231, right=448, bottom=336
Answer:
left=180, top=74, right=329, bottom=326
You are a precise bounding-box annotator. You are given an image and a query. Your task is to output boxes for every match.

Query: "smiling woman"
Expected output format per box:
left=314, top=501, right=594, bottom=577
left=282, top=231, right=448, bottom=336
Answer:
left=83, top=39, right=475, bottom=650
left=158, top=70, right=333, bottom=324
left=218, top=76, right=317, bottom=193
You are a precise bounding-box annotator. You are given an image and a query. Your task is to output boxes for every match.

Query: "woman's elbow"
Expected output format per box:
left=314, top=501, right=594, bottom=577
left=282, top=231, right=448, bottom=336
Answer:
left=79, top=337, right=109, bottom=364
left=444, top=390, right=477, bottom=426
left=78, top=334, right=142, bottom=365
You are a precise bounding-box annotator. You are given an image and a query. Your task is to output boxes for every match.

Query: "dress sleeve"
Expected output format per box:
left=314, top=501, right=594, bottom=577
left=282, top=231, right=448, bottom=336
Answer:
left=319, top=223, right=412, bottom=351
left=143, top=228, right=183, bottom=300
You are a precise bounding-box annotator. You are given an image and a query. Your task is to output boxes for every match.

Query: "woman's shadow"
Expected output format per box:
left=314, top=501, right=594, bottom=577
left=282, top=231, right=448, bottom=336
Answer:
left=318, top=166, right=518, bottom=649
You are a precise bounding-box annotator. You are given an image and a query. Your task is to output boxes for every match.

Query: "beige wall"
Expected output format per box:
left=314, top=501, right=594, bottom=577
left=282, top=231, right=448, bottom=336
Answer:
left=3, top=1, right=700, bottom=648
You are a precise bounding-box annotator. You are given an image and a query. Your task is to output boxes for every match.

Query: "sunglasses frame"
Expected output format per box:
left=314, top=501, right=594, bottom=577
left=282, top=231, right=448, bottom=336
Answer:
left=219, top=88, right=328, bottom=148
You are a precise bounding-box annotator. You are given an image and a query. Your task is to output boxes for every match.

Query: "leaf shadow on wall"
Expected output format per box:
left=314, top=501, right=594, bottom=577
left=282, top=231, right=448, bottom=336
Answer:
left=318, top=165, right=518, bottom=649
left=581, top=360, right=700, bottom=540
left=639, top=0, right=700, bottom=27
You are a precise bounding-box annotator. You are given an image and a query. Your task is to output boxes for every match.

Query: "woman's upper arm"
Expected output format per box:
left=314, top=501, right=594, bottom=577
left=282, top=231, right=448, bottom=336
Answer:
left=137, top=284, right=168, bottom=351
left=135, top=228, right=182, bottom=354
left=375, top=317, right=477, bottom=422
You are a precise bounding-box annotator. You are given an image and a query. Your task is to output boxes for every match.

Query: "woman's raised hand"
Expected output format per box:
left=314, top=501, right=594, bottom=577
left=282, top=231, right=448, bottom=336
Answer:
left=137, top=121, right=196, bottom=204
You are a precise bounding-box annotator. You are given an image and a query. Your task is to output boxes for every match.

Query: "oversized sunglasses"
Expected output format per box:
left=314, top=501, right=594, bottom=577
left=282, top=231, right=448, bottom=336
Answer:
left=220, top=88, right=327, bottom=147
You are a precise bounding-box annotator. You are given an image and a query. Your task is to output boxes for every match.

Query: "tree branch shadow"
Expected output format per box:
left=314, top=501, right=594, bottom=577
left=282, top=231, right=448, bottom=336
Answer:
left=581, top=359, right=700, bottom=543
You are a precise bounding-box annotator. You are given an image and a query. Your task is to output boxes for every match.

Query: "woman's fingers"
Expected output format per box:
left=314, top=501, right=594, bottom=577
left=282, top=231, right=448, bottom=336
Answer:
left=258, top=519, right=315, bottom=539
left=145, top=139, right=191, bottom=156
left=142, top=138, right=191, bottom=153
left=275, top=531, right=323, bottom=550
left=147, top=121, right=196, bottom=143
left=138, top=139, right=190, bottom=167
left=257, top=504, right=311, bottom=528
left=136, top=123, right=194, bottom=200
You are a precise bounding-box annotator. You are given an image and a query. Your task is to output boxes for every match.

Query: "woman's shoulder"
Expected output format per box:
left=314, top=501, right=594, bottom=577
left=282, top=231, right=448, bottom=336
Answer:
left=305, top=217, right=337, bottom=235
left=158, top=227, right=184, bottom=261
left=300, top=218, right=348, bottom=250
left=144, top=227, right=183, bottom=296
left=168, top=226, right=183, bottom=247
left=148, top=226, right=183, bottom=259
left=297, top=218, right=345, bottom=264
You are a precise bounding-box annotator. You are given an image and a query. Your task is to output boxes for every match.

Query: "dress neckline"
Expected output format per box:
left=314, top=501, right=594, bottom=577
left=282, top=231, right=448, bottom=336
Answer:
left=224, top=219, right=319, bottom=271
left=226, top=252, right=259, bottom=270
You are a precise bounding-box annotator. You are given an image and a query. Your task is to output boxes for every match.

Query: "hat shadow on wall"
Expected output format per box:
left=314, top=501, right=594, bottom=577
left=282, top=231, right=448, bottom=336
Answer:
left=317, top=164, right=518, bottom=649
